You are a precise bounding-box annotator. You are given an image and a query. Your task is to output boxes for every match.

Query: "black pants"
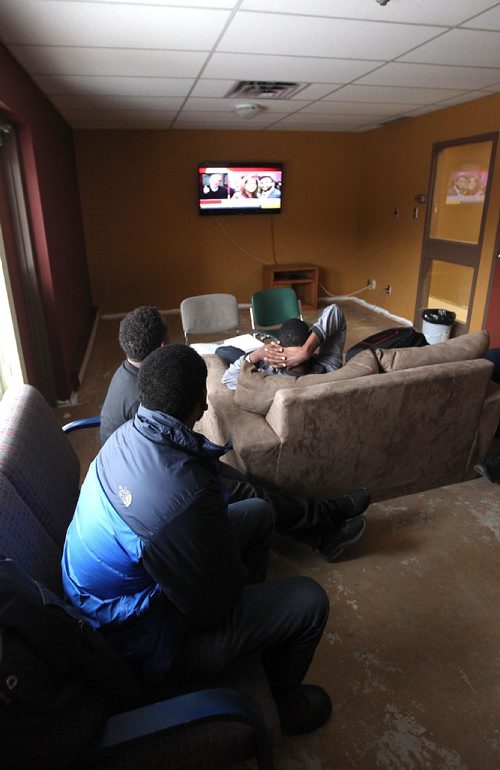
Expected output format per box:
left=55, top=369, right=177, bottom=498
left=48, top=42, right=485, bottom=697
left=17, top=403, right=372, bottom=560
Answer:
left=220, top=462, right=335, bottom=540
left=180, top=497, right=329, bottom=696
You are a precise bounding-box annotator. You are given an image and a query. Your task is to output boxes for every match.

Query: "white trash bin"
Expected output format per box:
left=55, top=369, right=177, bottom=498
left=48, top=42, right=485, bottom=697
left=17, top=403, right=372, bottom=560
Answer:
left=421, top=308, right=456, bottom=345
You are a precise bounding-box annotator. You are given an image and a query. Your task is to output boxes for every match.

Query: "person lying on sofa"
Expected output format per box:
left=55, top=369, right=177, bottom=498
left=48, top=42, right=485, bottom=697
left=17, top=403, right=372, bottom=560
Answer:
left=100, top=304, right=369, bottom=562
left=62, top=344, right=333, bottom=736
left=220, top=303, right=346, bottom=391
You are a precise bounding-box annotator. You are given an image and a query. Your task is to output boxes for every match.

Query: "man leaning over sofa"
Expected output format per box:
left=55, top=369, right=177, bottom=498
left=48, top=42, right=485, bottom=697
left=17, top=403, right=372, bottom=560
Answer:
left=221, top=303, right=346, bottom=390
left=62, top=344, right=332, bottom=736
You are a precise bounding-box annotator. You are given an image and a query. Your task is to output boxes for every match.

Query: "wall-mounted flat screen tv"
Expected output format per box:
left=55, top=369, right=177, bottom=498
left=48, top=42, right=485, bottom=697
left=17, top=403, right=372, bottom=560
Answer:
left=198, top=163, right=283, bottom=215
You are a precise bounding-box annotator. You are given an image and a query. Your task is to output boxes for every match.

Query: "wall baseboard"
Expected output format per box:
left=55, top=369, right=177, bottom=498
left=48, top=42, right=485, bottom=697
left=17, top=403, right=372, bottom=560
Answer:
left=319, top=295, right=412, bottom=326
left=101, top=298, right=412, bottom=327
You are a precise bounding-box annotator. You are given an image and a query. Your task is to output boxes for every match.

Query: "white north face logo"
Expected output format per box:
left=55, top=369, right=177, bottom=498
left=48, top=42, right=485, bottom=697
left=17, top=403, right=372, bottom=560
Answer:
left=118, top=485, right=132, bottom=508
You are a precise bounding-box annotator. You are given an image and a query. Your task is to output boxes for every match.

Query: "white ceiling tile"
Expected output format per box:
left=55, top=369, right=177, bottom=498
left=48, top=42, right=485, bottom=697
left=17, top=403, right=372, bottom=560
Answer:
left=0, top=1, right=230, bottom=49
left=174, top=121, right=269, bottom=131
left=203, top=53, right=381, bottom=82
left=325, top=84, right=468, bottom=104
left=462, top=4, right=500, bottom=30
left=299, top=101, right=416, bottom=116
left=190, top=79, right=235, bottom=97
left=34, top=74, right=194, bottom=97
left=62, top=108, right=179, bottom=119
left=241, top=0, right=497, bottom=26
left=61, top=111, right=177, bottom=129
left=8, top=46, right=208, bottom=78
left=173, top=114, right=278, bottom=128
left=86, top=0, right=237, bottom=6
left=399, top=29, right=500, bottom=67
left=2, top=1, right=500, bottom=132
left=48, top=93, right=185, bottom=111
left=291, top=84, right=341, bottom=100
left=221, top=13, right=443, bottom=59
left=184, top=97, right=308, bottom=114
left=274, top=112, right=373, bottom=127
left=357, top=62, right=500, bottom=89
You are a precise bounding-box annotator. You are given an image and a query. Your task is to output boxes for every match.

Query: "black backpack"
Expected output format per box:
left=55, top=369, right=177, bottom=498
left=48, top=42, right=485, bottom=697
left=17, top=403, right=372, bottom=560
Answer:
left=345, top=326, right=427, bottom=362
left=0, top=557, right=141, bottom=769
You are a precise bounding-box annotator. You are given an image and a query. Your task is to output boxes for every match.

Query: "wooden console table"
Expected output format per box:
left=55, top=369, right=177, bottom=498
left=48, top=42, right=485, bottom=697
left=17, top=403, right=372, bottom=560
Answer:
left=263, top=263, right=319, bottom=310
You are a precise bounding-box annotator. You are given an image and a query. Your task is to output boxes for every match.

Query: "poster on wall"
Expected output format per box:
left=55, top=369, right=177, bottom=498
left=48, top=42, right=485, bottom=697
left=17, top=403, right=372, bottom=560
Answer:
left=446, top=166, right=488, bottom=204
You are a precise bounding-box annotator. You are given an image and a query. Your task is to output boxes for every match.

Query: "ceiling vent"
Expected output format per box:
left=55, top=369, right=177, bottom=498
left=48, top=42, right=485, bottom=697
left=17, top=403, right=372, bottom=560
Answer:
left=226, top=81, right=305, bottom=100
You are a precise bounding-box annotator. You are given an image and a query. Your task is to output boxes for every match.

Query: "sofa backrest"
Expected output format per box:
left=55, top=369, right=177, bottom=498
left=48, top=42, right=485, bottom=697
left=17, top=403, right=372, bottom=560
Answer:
left=266, top=358, right=495, bottom=500
left=0, top=384, right=80, bottom=550
left=232, top=331, right=490, bottom=417
left=375, top=330, right=489, bottom=372
left=234, top=348, right=379, bottom=415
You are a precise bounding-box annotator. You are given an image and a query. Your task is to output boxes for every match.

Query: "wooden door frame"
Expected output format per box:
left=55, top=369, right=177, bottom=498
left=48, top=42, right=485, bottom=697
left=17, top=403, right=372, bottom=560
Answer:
left=414, top=131, right=498, bottom=334
left=483, top=215, right=500, bottom=333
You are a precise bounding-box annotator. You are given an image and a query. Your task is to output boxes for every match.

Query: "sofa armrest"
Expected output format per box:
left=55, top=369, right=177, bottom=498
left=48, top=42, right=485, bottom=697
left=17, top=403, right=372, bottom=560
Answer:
left=228, top=409, right=281, bottom=485
left=466, top=379, right=500, bottom=476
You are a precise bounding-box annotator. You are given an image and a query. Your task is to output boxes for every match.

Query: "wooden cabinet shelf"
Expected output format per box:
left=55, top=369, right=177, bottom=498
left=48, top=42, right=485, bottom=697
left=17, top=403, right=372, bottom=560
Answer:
left=263, top=263, right=319, bottom=311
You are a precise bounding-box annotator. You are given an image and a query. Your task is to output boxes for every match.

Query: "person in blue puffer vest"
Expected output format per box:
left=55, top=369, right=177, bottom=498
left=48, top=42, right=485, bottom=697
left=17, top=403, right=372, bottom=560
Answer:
left=62, top=343, right=332, bottom=736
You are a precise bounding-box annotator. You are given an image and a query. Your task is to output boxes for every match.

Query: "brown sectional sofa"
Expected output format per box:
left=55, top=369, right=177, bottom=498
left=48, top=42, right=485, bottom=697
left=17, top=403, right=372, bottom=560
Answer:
left=195, top=331, right=500, bottom=502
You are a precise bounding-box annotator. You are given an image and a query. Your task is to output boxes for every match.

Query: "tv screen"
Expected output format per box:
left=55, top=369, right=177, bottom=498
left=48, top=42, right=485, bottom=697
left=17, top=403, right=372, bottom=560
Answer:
left=198, top=163, right=283, bottom=215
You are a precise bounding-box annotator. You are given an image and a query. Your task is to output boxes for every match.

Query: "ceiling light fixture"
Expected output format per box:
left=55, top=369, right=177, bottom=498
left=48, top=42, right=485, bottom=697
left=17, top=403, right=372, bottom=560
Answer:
left=375, top=0, right=390, bottom=5
left=233, top=103, right=264, bottom=119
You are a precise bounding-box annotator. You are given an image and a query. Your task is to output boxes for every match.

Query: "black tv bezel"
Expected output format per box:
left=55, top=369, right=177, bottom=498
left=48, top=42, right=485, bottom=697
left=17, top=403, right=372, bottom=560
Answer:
left=198, top=162, right=284, bottom=216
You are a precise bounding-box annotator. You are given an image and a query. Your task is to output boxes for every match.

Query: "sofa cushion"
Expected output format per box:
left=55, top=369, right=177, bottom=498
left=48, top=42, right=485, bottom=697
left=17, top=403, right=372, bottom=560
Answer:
left=376, top=330, right=489, bottom=373
left=234, top=348, right=379, bottom=415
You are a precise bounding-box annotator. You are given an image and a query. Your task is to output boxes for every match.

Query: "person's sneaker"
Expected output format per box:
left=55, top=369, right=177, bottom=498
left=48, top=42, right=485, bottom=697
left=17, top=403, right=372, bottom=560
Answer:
left=275, top=684, right=332, bottom=736
left=474, top=453, right=500, bottom=483
left=326, top=487, right=371, bottom=524
left=319, top=515, right=367, bottom=562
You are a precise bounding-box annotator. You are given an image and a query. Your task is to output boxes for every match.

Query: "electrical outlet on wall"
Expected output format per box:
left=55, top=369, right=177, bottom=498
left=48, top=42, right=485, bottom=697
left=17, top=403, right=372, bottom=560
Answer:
left=367, top=279, right=376, bottom=290
left=385, top=284, right=392, bottom=295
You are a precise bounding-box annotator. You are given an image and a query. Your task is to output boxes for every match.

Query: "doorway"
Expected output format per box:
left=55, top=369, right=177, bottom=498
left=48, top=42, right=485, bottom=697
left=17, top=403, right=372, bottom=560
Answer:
left=415, top=133, right=498, bottom=334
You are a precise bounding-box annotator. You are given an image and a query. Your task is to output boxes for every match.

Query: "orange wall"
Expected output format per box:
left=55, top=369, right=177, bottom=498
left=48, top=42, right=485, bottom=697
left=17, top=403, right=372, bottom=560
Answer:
left=75, top=94, right=500, bottom=328
left=75, top=130, right=362, bottom=314
left=356, top=93, right=500, bottom=329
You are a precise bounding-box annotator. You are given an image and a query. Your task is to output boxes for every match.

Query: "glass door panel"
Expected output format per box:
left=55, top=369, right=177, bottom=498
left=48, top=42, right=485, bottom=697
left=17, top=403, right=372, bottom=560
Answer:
left=429, top=141, right=491, bottom=244
left=415, top=133, right=497, bottom=334
left=427, top=260, right=474, bottom=324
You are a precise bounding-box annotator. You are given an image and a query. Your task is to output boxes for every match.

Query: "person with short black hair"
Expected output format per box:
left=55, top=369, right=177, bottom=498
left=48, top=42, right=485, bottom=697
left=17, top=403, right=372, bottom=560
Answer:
left=63, top=344, right=332, bottom=736
left=221, top=303, right=346, bottom=388
left=100, top=305, right=168, bottom=444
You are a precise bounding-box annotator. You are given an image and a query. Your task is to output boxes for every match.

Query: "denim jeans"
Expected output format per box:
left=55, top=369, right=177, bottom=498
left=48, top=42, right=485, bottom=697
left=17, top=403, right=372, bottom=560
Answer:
left=179, top=496, right=329, bottom=696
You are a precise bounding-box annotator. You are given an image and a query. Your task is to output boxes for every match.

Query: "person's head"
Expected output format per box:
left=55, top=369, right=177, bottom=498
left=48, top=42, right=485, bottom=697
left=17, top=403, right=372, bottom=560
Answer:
left=138, top=344, right=207, bottom=426
left=209, top=173, right=223, bottom=191
left=119, top=305, right=168, bottom=363
left=454, top=174, right=469, bottom=193
left=241, top=175, right=259, bottom=197
left=279, top=317, right=310, bottom=347
left=259, top=175, right=275, bottom=192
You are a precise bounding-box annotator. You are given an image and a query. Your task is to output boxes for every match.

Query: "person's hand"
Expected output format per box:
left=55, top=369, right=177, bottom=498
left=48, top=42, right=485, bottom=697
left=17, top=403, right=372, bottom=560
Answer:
left=252, top=340, right=287, bottom=368
left=280, top=345, right=311, bottom=369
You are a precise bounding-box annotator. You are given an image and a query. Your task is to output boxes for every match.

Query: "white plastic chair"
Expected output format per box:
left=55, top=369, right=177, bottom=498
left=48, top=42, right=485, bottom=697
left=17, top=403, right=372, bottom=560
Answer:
left=180, top=293, right=239, bottom=344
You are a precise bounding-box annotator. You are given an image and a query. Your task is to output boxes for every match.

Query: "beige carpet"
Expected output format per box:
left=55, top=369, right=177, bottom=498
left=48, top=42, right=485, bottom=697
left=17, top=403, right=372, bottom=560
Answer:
left=248, top=477, right=500, bottom=770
